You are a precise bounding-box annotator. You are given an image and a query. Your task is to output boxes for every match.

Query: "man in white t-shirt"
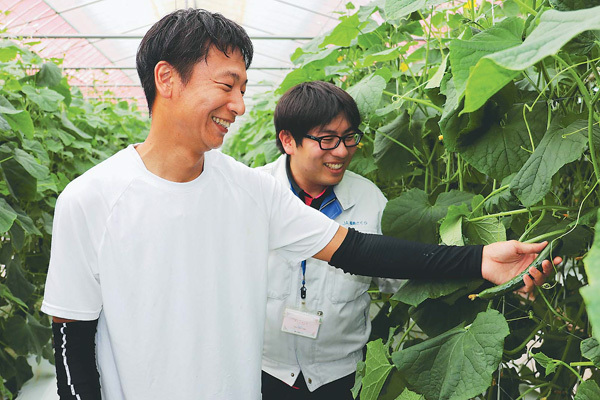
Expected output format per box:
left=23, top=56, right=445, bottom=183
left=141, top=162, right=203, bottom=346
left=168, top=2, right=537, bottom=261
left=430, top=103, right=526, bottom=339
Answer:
left=260, top=81, right=400, bottom=399
left=41, top=8, right=559, bottom=400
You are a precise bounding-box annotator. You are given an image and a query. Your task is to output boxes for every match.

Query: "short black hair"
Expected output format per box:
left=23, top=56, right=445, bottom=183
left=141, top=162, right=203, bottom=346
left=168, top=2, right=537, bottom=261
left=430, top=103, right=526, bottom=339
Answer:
left=136, top=8, right=253, bottom=113
left=274, top=81, right=361, bottom=153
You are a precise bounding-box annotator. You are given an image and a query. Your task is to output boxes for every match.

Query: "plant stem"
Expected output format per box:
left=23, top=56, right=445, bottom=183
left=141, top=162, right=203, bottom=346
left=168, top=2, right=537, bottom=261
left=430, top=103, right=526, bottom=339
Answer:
left=374, top=128, right=424, bottom=163
left=394, top=320, right=417, bottom=352
left=468, top=206, right=573, bottom=222
left=457, top=154, right=464, bottom=191
left=515, top=383, right=550, bottom=400
left=535, top=287, right=576, bottom=326
left=504, top=320, right=545, bottom=356
left=589, top=105, right=600, bottom=183
left=570, top=361, right=594, bottom=367
left=525, top=229, right=568, bottom=243
left=382, top=90, right=443, bottom=113
left=518, top=200, right=546, bottom=242
left=471, top=185, right=510, bottom=215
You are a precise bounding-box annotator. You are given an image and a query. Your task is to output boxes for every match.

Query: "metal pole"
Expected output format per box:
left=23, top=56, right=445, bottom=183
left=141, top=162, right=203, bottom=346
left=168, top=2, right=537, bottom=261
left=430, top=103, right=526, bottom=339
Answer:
left=0, top=34, right=313, bottom=40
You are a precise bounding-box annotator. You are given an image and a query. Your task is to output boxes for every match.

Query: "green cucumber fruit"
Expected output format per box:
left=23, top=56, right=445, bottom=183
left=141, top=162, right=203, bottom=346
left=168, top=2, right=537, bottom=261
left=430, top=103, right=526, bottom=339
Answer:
left=469, top=239, right=563, bottom=300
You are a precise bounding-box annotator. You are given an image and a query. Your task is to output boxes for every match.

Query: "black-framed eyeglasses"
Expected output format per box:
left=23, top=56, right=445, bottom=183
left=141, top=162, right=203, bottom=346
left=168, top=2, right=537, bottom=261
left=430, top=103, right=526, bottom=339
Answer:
left=304, top=131, right=364, bottom=150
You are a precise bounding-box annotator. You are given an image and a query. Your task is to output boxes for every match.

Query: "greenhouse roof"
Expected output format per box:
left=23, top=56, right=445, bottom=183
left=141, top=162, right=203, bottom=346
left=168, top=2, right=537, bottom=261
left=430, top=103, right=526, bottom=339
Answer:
left=0, top=0, right=373, bottom=111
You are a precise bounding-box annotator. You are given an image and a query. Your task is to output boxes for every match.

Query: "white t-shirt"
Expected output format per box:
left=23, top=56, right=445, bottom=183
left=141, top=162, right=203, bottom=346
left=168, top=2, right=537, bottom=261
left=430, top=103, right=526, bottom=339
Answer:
left=41, top=145, right=339, bottom=400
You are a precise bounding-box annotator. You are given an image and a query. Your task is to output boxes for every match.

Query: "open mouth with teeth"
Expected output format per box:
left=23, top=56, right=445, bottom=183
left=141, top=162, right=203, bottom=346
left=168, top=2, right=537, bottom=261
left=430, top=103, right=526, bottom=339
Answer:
left=324, top=162, right=344, bottom=170
left=212, top=116, right=231, bottom=129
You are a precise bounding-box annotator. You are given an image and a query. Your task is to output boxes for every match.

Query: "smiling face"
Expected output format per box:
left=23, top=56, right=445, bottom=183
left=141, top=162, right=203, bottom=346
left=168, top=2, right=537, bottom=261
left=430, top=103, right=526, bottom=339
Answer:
left=167, top=46, right=247, bottom=153
left=281, top=113, right=358, bottom=197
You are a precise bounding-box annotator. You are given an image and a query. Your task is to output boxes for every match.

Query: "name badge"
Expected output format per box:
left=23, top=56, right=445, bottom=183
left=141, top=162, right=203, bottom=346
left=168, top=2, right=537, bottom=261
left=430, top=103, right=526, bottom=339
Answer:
left=281, top=307, right=322, bottom=339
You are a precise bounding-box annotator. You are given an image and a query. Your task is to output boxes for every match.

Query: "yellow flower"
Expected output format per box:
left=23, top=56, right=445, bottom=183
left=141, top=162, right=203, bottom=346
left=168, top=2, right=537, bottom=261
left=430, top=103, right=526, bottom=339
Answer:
left=357, top=142, right=364, bottom=149
left=337, top=56, right=344, bottom=62
left=400, top=62, right=408, bottom=72
left=438, top=135, right=443, bottom=141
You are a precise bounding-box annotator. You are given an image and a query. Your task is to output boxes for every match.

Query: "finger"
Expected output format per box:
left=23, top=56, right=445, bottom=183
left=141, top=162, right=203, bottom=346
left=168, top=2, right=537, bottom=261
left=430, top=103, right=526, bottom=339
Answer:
left=540, top=257, right=562, bottom=275
left=528, top=266, right=544, bottom=285
left=552, top=256, right=562, bottom=267
left=522, top=271, right=535, bottom=292
left=515, top=240, right=548, bottom=255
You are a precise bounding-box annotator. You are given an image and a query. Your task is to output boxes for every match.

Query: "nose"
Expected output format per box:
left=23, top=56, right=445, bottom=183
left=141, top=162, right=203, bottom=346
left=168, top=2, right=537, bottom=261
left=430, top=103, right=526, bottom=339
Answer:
left=330, top=140, right=349, bottom=157
left=229, top=92, right=246, bottom=116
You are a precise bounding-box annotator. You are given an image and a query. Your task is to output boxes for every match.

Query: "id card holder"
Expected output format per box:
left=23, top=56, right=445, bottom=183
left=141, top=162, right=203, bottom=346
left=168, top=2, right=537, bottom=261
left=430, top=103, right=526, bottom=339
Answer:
left=281, top=307, right=322, bottom=339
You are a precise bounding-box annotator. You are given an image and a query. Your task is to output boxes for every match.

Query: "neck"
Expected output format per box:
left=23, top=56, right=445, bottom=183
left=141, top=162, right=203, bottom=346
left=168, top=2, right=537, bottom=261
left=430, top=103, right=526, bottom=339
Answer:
left=135, top=121, right=207, bottom=183
left=287, top=161, right=327, bottom=198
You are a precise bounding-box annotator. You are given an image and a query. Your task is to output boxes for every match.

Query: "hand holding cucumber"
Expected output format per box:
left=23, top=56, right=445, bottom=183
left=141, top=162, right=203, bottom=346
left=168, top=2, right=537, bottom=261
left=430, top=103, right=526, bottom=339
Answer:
left=478, top=240, right=562, bottom=298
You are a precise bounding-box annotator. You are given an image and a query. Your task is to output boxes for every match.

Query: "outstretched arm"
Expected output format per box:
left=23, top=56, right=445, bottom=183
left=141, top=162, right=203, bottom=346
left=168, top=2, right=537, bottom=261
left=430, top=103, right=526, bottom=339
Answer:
left=316, top=227, right=557, bottom=292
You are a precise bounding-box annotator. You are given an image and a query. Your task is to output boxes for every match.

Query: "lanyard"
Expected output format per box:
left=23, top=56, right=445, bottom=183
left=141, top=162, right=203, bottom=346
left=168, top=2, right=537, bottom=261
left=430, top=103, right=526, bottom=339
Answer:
left=296, top=190, right=342, bottom=301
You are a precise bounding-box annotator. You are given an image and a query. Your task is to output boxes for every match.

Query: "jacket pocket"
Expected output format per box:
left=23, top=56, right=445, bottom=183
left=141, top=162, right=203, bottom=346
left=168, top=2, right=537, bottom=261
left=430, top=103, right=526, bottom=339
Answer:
left=266, top=252, right=293, bottom=299
left=326, top=267, right=371, bottom=303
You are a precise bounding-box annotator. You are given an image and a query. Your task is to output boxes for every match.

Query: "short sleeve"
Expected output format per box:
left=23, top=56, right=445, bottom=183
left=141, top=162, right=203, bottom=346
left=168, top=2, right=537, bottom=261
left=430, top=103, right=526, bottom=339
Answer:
left=41, top=187, right=103, bottom=320
left=263, top=176, right=339, bottom=265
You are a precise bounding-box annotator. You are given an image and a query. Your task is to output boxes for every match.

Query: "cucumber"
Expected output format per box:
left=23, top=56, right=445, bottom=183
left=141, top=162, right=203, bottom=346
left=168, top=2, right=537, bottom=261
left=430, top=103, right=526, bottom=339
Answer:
left=469, top=239, right=563, bottom=300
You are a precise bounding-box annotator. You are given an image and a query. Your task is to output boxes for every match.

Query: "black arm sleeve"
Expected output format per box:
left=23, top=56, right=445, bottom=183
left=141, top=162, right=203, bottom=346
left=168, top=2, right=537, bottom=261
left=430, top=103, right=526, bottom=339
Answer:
left=328, top=228, right=483, bottom=279
left=52, top=320, right=101, bottom=400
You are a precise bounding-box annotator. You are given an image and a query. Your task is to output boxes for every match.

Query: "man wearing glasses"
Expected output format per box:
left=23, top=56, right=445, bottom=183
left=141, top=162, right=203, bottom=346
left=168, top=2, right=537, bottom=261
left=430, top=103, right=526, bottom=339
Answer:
left=259, top=81, right=400, bottom=399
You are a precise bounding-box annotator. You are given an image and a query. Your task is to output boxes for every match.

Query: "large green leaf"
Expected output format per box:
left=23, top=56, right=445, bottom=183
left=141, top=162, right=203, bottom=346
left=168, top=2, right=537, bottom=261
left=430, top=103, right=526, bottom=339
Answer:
left=395, top=388, right=425, bottom=400
left=449, top=17, right=524, bottom=98
left=392, top=309, right=509, bottom=400
left=410, top=295, right=488, bottom=338
left=1, top=157, right=37, bottom=201
left=382, top=188, right=474, bottom=244
left=2, top=110, right=34, bottom=139
left=347, top=74, right=386, bottom=117
left=440, top=203, right=470, bottom=245
left=360, top=339, right=393, bottom=400
left=391, top=279, right=476, bottom=307
left=0, top=198, right=18, bottom=233
left=372, top=110, right=419, bottom=178
left=21, top=85, right=64, bottom=113
left=439, top=199, right=506, bottom=246
left=14, top=205, right=42, bottom=236
left=448, top=103, right=547, bottom=181
left=358, top=45, right=410, bottom=68
left=511, top=120, right=588, bottom=206
left=550, top=0, right=600, bottom=11
left=2, top=314, right=52, bottom=357
left=321, top=13, right=367, bottom=47
left=464, top=6, right=600, bottom=112
left=0, top=40, right=22, bottom=62
left=582, top=209, right=600, bottom=343
left=0, top=282, right=27, bottom=309
left=36, top=62, right=62, bottom=87
left=13, top=148, right=50, bottom=180
left=384, top=0, right=447, bottom=20
left=575, top=380, right=600, bottom=400
left=580, top=337, right=600, bottom=367
left=0, top=348, right=16, bottom=380
left=60, top=112, right=92, bottom=139
left=6, top=256, right=35, bottom=303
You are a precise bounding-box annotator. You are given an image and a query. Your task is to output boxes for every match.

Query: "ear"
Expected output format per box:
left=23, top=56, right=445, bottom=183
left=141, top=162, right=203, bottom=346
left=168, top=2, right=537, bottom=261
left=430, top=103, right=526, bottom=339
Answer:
left=154, top=61, right=176, bottom=99
left=278, top=130, right=297, bottom=155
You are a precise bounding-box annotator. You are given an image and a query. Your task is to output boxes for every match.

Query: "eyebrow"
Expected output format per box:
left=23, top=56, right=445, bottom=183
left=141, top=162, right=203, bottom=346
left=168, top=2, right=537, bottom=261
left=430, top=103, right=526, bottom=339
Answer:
left=220, top=71, right=248, bottom=85
left=320, top=127, right=355, bottom=135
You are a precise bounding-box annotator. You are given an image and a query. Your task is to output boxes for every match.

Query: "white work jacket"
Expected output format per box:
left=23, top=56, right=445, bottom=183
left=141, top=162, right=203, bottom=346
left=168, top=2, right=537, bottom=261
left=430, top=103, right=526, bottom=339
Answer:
left=259, top=155, right=401, bottom=391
